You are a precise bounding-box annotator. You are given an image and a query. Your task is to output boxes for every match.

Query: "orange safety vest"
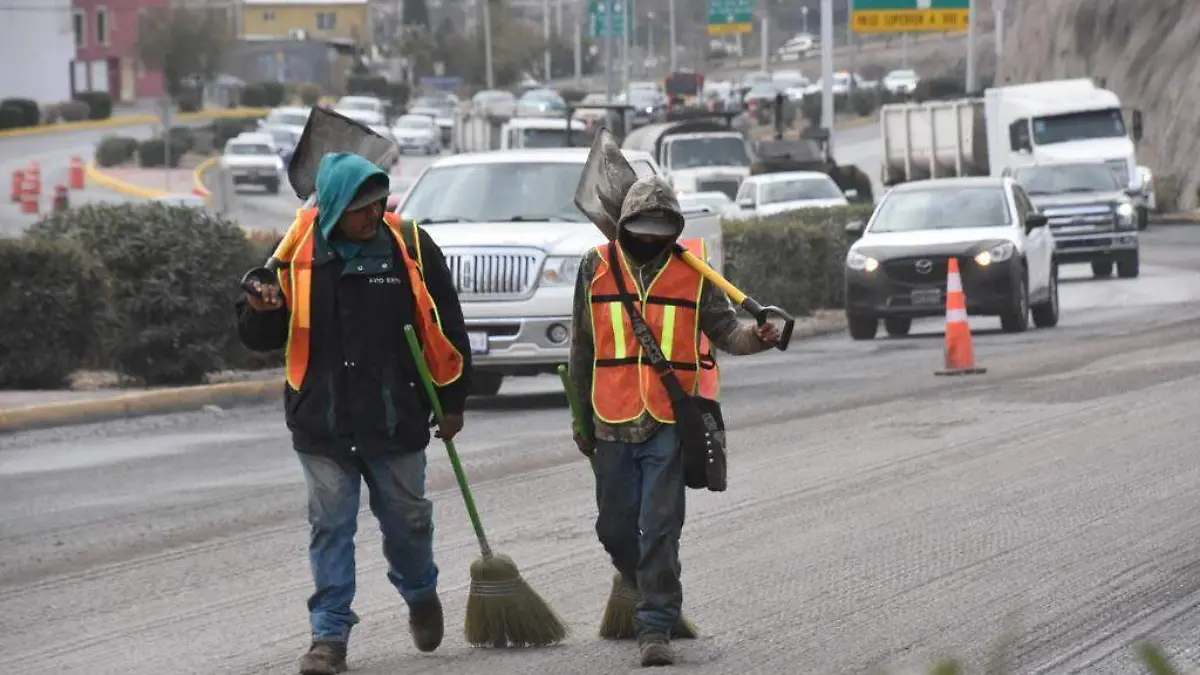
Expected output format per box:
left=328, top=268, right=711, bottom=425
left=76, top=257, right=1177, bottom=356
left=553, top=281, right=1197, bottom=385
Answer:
left=589, top=238, right=721, bottom=424
left=275, top=209, right=464, bottom=391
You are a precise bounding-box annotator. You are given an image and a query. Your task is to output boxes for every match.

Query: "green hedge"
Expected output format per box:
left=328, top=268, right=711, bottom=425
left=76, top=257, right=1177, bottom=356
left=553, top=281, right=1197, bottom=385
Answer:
left=94, top=135, right=140, bottom=167
left=0, top=98, right=39, bottom=127
left=723, top=205, right=876, bottom=317
left=73, top=92, right=113, bottom=120
left=23, top=203, right=263, bottom=386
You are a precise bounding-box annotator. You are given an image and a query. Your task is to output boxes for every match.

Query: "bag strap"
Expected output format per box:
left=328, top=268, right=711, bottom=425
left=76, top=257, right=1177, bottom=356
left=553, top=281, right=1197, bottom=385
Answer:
left=606, top=241, right=690, bottom=399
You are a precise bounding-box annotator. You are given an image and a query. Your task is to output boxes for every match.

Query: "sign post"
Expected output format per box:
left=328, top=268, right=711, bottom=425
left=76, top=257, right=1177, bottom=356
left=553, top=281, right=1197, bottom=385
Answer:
left=589, top=0, right=628, bottom=39
left=706, top=0, right=754, bottom=36
left=850, top=0, right=970, bottom=33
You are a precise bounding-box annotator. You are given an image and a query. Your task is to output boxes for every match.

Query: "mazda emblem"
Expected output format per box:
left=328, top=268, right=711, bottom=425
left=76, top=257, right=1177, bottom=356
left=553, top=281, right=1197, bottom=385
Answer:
left=915, top=259, right=934, bottom=274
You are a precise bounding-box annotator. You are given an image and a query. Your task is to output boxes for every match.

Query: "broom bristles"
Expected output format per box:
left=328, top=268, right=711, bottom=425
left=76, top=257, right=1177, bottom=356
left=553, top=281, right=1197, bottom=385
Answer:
left=598, top=572, right=699, bottom=640
left=464, top=553, right=569, bottom=648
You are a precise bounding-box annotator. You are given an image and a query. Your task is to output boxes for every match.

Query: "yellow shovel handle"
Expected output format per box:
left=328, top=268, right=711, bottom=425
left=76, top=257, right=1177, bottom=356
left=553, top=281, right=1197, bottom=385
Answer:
left=677, top=249, right=746, bottom=303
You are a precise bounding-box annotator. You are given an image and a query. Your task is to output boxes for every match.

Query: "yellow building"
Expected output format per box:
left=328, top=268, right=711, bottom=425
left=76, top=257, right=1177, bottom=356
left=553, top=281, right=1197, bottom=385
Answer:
left=241, top=0, right=372, bottom=45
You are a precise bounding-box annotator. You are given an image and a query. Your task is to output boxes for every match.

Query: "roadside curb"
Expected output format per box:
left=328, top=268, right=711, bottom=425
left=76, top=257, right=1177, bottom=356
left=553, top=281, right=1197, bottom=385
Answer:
left=0, top=378, right=282, bottom=434
left=0, top=107, right=273, bottom=140
left=1151, top=212, right=1200, bottom=225
left=85, top=160, right=168, bottom=199
left=193, top=156, right=219, bottom=201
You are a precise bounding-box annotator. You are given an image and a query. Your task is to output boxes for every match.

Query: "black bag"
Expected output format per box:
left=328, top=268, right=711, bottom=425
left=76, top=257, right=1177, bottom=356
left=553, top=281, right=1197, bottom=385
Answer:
left=606, top=241, right=727, bottom=492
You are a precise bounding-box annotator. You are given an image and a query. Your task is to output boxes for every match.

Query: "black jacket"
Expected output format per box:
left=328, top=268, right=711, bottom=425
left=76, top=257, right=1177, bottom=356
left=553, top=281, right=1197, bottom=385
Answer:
left=236, top=225, right=471, bottom=458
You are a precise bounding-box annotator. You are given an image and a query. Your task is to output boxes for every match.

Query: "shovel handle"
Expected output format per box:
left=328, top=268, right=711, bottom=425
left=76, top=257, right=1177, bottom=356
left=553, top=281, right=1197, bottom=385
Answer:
left=676, top=249, right=795, bottom=351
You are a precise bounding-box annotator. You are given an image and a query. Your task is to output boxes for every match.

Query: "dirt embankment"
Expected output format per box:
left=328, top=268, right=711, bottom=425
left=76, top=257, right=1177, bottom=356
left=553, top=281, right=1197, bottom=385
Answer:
left=992, top=0, right=1200, bottom=210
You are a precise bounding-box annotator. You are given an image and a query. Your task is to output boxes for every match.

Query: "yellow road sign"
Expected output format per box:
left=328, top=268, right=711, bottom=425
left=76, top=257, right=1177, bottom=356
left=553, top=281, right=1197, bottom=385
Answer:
left=707, top=22, right=753, bottom=35
left=852, top=9, right=969, bottom=33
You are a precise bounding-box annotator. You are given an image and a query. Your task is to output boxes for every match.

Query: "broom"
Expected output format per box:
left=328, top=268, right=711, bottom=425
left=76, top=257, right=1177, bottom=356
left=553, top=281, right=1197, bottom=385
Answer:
left=555, top=364, right=699, bottom=641
left=404, top=325, right=568, bottom=648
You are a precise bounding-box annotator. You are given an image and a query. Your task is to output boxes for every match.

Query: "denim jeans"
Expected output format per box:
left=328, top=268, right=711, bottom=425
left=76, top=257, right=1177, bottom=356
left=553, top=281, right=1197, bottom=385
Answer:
left=296, top=451, right=439, bottom=642
left=594, top=424, right=687, bottom=638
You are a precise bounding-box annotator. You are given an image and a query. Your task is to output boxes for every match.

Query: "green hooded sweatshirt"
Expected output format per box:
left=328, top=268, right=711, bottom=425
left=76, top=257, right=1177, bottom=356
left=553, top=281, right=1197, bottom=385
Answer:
left=314, top=152, right=390, bottom=263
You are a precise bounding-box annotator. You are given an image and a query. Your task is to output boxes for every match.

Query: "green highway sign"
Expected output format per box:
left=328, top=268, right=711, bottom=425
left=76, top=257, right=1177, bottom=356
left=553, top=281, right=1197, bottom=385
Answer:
left=589, top=0, right=631, bottom=38
left=852, top=0, right=970, bottom=33
left=707, top=0, right=754, bottom=36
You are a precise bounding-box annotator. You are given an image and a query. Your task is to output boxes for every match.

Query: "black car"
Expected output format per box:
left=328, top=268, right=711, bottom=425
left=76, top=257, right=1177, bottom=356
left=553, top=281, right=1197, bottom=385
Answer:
left=843, top=176, right=1059, bottom=339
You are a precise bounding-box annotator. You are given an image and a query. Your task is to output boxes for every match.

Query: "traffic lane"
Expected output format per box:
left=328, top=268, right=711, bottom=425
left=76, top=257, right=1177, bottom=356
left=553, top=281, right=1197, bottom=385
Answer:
left=226, top=150, right=445, bottom=232
left=5, top=300, right=1200, bottom=672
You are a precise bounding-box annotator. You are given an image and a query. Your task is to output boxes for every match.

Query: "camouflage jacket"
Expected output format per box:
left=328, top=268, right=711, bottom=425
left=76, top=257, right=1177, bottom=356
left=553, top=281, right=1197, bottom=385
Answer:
left=568, top=245, right=772, bottom=445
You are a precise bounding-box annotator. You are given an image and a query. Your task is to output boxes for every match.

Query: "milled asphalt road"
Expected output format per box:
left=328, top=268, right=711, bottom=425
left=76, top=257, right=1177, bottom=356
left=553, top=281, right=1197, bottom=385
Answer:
left=3, top=225, right=1200, bottom=674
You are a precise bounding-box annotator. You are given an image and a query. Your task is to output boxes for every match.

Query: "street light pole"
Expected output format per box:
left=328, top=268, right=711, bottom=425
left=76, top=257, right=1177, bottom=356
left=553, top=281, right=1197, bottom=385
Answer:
left=820, top=0, right=834, bottom=151
left=965, top=0, right=977, bottom=92
left=483, top=0, right=495, bottom=88
left=668, top=0, right=677, bottom=71
left=543, top=0, right=552, bottom=81
left=604, top=0, right=615, bottom=100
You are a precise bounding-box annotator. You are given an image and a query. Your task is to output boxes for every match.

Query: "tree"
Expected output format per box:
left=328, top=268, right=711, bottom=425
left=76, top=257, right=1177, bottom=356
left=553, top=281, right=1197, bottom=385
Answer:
left=137, top=6, right=228, bottom=103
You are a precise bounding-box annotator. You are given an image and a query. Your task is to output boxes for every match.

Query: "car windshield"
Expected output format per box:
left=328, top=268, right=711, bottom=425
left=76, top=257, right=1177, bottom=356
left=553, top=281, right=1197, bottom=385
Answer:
left=1032, top=108, right=1127, bottom=146
left=267, top=129, right=297, bottom=145
left=514, top=127, right=589, bottom=148
left=1013, top=164, right=1120, bottom=195
left=396, top=116, right=432, bottom=129
left=870, top=186, right=1011, bottom=233
left=266, top=111, right=308, bottom=127
left=668, top=137, right=750, bottom=170
left=226, top=143, right=274, bottom=156
left=399, top=162, right=591, bottom=223
left=679, top=195, right=729, bottom=212
left=760, top=177, right=843, bottom=204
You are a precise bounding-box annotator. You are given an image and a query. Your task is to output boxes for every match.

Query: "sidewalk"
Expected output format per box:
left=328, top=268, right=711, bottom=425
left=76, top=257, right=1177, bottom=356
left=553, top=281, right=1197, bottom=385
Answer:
left=100, top=166, right=199, bottom=196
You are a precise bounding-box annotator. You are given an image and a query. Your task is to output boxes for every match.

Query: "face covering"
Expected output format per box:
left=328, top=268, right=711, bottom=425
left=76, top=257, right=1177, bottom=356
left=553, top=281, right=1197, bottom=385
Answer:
left=620, top=231, right=670, bottom=263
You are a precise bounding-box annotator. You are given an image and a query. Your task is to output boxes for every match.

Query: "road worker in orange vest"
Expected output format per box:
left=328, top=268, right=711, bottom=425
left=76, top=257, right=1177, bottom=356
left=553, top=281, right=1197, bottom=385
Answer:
left=568, top=175, right=781, bottom=667
left=236, top=152, right=471, bottom=675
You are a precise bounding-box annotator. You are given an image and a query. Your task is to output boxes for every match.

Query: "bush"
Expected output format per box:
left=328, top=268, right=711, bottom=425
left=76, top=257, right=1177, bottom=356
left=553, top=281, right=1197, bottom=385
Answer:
left=211, top=115, right=264, bottom=149
left=0, top=237, right=108, bottom=389
left=0, top=98, right=40, bottom=127
left=59, top=100, right=91, bottom=122
left=0, top=105, right=25, bottom=130
left=74, top=92, right=113, bottom=120
left=95, top=135, right=139, bottom=167
left=28, top=203, right=261, bottom=386
left=259, top=82, right=286, bottom=107
left=177, top=88, right=203, bottom=113
left=723, top=205, right=876, bottom=316
left=240, top=83, right=267, bottom=108
left=166, top=126, right=196, bottom=154
left=558, top=87, right=587, bottom=104
left=137, top=138, right=186, bottom=168
left=297, top=83, right=322, bottom=106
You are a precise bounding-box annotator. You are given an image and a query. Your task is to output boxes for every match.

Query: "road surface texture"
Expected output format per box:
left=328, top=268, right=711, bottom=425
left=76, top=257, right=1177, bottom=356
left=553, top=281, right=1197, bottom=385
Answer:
left=3, top=225, right=1200, bottom=674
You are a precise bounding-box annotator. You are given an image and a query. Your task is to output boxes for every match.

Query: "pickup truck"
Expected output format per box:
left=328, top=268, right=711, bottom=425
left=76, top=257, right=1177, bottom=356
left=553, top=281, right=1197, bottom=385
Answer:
left=392, top=147, right=724, bottom=396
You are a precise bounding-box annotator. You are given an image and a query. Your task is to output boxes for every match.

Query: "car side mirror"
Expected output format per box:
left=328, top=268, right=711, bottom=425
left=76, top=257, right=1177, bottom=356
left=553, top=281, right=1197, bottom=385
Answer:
left=1131, top=109, right=1144, bottom=142
left=845, top=220, right=865, bottom=239
left=1025, top=212, right=1048, bottom=231
left=737, top=198, right=755, bottom=210
left=1009, top=119, right=1032, bottom=153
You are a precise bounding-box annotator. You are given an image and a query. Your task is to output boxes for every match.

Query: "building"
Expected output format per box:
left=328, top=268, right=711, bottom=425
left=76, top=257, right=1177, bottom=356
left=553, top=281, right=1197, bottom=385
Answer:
left=241, top=0, right=372, bottom=45
left=72, top=0, right=170, bottom=102
left=0, top=0, right=75, bottom=104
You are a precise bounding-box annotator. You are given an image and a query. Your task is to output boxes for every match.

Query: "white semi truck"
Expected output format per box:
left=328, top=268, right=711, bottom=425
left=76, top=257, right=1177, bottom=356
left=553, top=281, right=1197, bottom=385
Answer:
left=879, top=78, right=1151, bottom=228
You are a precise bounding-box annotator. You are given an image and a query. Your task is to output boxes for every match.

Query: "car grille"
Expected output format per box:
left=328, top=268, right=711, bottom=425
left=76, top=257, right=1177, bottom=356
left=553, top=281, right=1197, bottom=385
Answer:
left=696, top=178, right=741, bottom=200
left=1041, top=204, right=1115, bottom=234
left=441, top=248, right=544, bottom=299
left=882, top=256, right=953, bottom=286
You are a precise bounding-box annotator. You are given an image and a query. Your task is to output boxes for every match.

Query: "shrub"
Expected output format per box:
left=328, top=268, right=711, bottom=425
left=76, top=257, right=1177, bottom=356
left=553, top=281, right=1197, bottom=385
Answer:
left=74, top=92, right=113, bottom=120
left=177, top=87, right=203, bottom=113
left=259, top=81, right=286, bottom=107
left=558, top=87, right=587, bottom=104
left=166, top=126, right=196, bottom=154
left=59, top=100, right=91, bottom=122
left=0, top=105, right=25, bottom=130
left=0, top=236, right=108, bottom=389
left=297, top=83, right=322, bottom=106
left=95, top=135, right=139, bottom=167
left=0, top=98, right=40, bottom=127
left=723, top=205, right=876, bottom=316
left=137, top=138, right=186, bottom=168
left=211, top=115, right=263, bottom=149
left=28, top=203, right=261, bottom=386
left=240, top=83, right=267, bottom=108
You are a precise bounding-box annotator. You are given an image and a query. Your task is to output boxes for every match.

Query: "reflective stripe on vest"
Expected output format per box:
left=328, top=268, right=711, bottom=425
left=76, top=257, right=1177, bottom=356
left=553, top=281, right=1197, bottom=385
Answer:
left=588, top=238, right=721, bottom=424
left=275, top=209, right=464, bottom=391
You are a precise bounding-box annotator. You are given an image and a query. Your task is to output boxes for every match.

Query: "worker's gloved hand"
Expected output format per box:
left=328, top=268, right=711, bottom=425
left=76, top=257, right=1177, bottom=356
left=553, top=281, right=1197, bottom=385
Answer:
left=245, top=280, right=284, bottom=312
left=436, top=413, right=464, bottom=441
left=754, top=322, right=781, bottom=345
left=573, top=432, right=596, bottom=458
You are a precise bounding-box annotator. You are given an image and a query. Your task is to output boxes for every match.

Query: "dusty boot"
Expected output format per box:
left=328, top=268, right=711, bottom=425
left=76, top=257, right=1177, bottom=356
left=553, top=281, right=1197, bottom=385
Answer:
left=298, top=640, right=347, bottom=675
left=638, top=633, right=675, bottom=667
left=408, top=595, right=444, bottom=653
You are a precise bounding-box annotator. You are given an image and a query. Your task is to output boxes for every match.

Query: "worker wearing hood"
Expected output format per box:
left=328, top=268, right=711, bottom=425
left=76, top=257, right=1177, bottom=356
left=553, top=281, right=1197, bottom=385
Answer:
left=567, top=175, right=780, bottom=667
left=236, top=152, right=471, bottom=675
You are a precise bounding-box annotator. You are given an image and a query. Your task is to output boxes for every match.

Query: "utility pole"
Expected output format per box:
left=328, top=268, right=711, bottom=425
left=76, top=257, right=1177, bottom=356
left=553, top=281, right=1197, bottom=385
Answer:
left=604, top=0, right=615, bottom=99
left=624, top=0, right=633, bottom=95
left=994, top=0, right=1006, bottom=66
left=759, top=11, right=768, bottom=72
left=820, top=0, right=834, bottom=152
left=543, top=0, right=552, bottom=81
left=965, top=0, right=977, bottom=93
left=574, top=22, right=583, bottom=85
left=483, top=0, right=495, bottom=88
left=667, top=0, right=677, bottom=71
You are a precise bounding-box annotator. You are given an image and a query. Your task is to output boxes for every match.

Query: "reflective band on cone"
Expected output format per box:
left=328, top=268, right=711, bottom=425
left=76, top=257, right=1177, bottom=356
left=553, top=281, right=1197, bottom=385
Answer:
left=935, top=257, right=987, bottom=376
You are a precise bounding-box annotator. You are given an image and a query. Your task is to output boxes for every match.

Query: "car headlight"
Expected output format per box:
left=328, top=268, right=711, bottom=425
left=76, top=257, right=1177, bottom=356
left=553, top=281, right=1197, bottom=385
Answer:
left=846, top=250, right=879, bottom=272
left=1115, top=201, right=1136, bottom=229
left=541, top=255, right=582, bottom=286
left=974, top=242, right=1015, bottom=266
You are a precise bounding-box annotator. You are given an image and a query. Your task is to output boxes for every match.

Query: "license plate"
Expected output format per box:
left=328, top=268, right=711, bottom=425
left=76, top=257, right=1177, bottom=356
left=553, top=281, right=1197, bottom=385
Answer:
left=910, top=288, right=942, bottom=306
left=468, top=331, right=489, bottom=355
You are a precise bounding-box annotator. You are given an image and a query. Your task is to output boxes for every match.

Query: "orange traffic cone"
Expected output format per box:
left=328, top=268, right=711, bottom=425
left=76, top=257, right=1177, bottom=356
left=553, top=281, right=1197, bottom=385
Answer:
left=935, top=258, right=987, bottom=376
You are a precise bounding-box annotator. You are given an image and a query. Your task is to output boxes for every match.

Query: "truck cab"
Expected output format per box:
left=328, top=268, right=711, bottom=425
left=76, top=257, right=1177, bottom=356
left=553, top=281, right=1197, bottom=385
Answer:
left=393, top=148, right=724, bottom=396
left=984, top=79, right=1148, bottom=228
left=623, top=117, right=753, bottom=200
left=452, top=114, right=588, bottom=153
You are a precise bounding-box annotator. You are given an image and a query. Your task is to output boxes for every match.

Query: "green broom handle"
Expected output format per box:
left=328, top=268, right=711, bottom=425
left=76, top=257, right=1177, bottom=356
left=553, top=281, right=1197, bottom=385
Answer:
left=403, top=325, right=493, bottom=558
left=556, top=364, right=597, bottom=473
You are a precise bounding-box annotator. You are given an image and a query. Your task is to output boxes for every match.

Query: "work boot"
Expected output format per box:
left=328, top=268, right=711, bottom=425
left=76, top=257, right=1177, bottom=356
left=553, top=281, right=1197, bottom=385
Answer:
left=408, top=595, right=444, bottom=653
left=639, top=633, right=675, bottom=667
left=298, top=639, right=347, bottom=675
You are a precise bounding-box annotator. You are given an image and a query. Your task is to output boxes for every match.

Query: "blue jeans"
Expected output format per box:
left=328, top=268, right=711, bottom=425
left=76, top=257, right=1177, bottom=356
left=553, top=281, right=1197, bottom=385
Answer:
left=594, top=425, right=687, bottom=639
left=297, top=451, right=439, bottom=642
